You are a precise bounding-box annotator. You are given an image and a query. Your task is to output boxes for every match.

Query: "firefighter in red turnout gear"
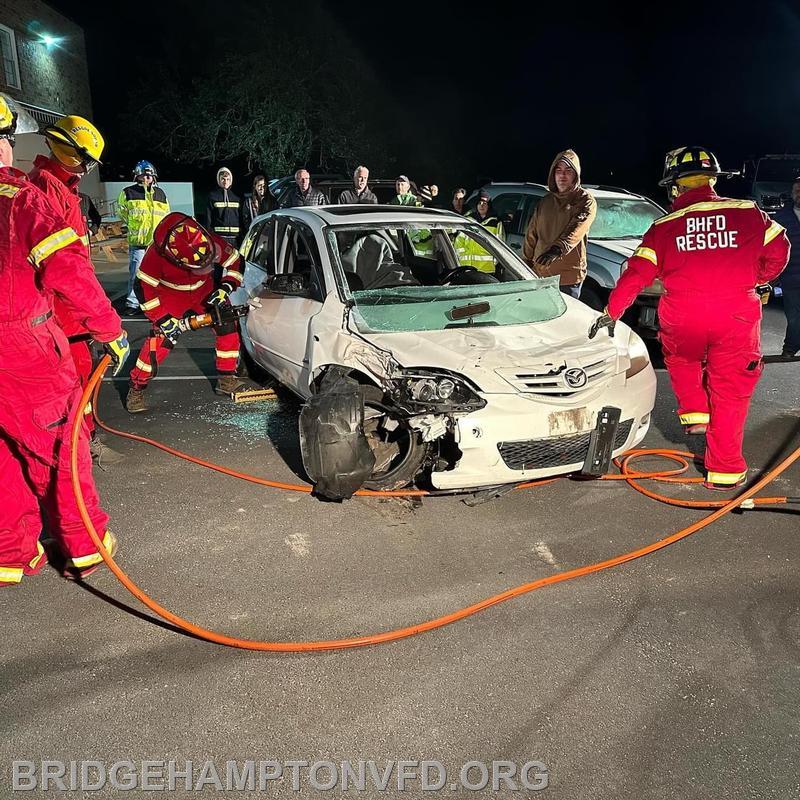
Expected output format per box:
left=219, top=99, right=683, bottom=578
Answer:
left=28, top=115, right=105, bottom=442
left=0, top=95, right=129, bottom=586
left=597, top=146, right=790, bottom=489
left=126, top=213, right=246, bottom=413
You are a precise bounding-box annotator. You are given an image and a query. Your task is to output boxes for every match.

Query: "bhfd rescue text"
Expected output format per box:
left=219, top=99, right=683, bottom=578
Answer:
left=676, top=215, right=738, bottom=252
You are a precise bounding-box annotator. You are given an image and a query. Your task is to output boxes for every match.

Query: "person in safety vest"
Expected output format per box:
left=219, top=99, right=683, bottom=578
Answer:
left=206, top=167, right=242, bottom=247
left=126, top=212, right=246, bottom=413
left=0, top=94, right=129, bottom=586
left=454, top=189, right=506, bottom=272
left=591, top=146, right=790, bottom=490
left=118, top=160, right=170, bottom=314
left=29, top=115, right=108, bottom=458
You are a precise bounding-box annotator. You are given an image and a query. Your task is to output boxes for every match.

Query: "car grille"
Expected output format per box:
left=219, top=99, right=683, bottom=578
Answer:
left=497, top=419, right=633, bottom=470
left=496, top=354, right=617, bottom=397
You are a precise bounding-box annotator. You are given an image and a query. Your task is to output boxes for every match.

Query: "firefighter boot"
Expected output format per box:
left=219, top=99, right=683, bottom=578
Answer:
left=216, top=374, right=247, bottom=396
left=126, top=386, right=147, bottom=414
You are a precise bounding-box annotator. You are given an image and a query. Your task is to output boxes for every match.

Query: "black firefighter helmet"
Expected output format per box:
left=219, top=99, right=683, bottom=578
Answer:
left=658, top=146, right=733, bottom=187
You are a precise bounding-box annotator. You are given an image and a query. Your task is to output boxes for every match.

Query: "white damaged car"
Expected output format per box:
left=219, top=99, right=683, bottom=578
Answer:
left=233, top=206, right=656, bottom=498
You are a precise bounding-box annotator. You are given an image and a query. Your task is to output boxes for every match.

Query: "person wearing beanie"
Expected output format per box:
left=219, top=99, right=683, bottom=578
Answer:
left=206, top=167, right=242, bottom=247
left=389, top=175, right=421, bottom=206
left=522, top=149, right=597, bottom=298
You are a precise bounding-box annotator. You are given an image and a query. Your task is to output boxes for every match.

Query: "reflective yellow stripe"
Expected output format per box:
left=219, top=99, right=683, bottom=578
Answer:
left=706, top=470, right=747, bottom=485
left=215, top=349, right=239, bottom=359
left=159, top=278, right=205, bottom=291
left=80, top=234, right=90, bottom=247
left=633, top=246, right=658, bottom=265
left=213, top=202, right=240, bottom=208
left=140, top=297, right=161, bottom=311
left=764, top=220, right=784, bottom=245
left=221, top=251, right=239, bottom=268
left=0, top=566, right=23, bottom=584
left=679, top=412, right=710, bottom=425
left=29, top=227, right=79, bottom=267
left=135, top=358, right=153, bottom=373
left=70, top=531, right=114, bottom=569
left=135, top=269, right=160, bottom=287
left=0, top=183, right=20, bottom=198
left=654, top=200, right=756, bottom=226
left=224, top=270, right=243, bottom=282
left=28, top=541, right=46, bottom=571
left=213, top=226, right=240, bottom=233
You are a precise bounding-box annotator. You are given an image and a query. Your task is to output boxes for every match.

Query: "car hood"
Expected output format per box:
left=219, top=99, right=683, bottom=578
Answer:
left=363, top=302, right=626, bottom=393
left=587, top=238, right=638, bottom=261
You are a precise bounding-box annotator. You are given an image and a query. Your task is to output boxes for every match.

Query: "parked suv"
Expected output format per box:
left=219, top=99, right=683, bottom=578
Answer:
left=465, top=183, right=666, bottom=335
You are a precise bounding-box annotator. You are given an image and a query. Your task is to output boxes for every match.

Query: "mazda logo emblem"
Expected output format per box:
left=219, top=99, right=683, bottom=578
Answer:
left=563, top=367, right=588, bottom=389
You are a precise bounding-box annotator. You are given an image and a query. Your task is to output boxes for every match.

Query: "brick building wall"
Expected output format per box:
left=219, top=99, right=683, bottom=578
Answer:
left=0, top=0, right=99, bottom=194
left=0, top=0, right=92, bottom=115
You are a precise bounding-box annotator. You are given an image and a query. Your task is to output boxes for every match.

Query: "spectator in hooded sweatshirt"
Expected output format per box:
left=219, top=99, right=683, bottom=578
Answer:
left=338, top=165, right=378, bottom=204
left=281, top=168, right=327, bottom=207
left=206, top=167, right=242, bottom=247
left=452, top=187, right=467, bottom=214
left=522, top=149, right=597, bottom=298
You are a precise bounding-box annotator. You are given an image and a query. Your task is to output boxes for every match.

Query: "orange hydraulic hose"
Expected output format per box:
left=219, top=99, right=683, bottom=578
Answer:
left=71, top=357, right=798, bottom=652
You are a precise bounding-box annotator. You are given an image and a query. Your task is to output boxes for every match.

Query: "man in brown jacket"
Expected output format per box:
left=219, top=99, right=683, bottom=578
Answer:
left=522, top=149, right=597, bottom=298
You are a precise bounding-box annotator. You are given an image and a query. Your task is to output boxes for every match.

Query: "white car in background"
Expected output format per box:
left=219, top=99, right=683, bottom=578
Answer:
left=466, top=182, right=667, bottom=334
left=232, top=206, right=656, bottom=498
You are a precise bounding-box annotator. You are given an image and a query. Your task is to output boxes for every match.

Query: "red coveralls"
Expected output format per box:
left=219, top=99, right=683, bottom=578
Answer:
left=0, top=167, right=122, bottom=586
left=28, top=154, right=97, bottom=434
left=128, top=224, right=244, bottom=388
left=607, top=185, right=790, bottom=485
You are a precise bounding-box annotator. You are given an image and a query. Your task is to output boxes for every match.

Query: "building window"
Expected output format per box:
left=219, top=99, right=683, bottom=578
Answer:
left=0, top=24, right=21, bottom=90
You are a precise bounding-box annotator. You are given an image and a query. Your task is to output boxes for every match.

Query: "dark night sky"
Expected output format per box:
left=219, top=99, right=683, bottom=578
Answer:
left=46, top=0, right=800, bottom=195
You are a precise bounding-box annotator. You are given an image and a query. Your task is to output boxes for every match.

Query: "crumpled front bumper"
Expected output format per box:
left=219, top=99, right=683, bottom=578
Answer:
left=430, top=367, right=657, bottom=490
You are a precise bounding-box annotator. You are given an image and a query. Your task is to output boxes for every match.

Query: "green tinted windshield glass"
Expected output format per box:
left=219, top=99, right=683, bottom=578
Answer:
left=591, top=197, right=663, bottom=239
left=351, top=279, right=566, bottom=333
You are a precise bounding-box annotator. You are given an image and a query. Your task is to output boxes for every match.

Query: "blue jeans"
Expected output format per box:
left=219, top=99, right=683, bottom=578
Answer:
left=126, top=247, right=146, bottom=308
left=560, top=283, right=582, bottom=299
left=783, top=286, right=800, bottom=355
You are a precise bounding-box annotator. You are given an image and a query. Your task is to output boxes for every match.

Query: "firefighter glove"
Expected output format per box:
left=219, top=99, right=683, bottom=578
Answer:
left=588, top=310, right=616, bottom=339
left=103, top=332, right=130, bottom=376
left=535, top=245, right=563, bottom=268
left=205, top=282, right=234, bottom=308
left=158, top=316, right=182, bottom=344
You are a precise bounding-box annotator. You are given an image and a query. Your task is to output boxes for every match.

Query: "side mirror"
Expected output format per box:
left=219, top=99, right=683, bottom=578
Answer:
left=266, top=272, right=310, bottom=297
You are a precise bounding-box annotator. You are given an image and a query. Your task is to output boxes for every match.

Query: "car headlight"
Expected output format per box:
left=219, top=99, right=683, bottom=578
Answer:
left=625, top=332, right=650, bottom=379
left=390, top=369, right=486, bottom=413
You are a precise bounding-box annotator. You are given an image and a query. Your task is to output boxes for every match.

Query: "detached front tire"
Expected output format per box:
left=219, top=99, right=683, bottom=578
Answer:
left=359, top=385, right=429, bottom=490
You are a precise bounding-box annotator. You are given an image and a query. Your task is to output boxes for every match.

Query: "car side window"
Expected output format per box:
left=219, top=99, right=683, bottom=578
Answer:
left=517, top=195, right=541, bottom=235
left=282, top=221, right=326, bottom=303
left=249, top=219, right=276, bottom=273
left=491, top=193, right=523, bottom=231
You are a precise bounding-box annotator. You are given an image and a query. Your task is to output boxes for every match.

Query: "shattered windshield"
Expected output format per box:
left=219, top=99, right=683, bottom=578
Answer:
left=324, top=221, right=564, bottom=332
left=591, top=197, right=663, bottom=239
left=350, top=280, right=566, bottom=333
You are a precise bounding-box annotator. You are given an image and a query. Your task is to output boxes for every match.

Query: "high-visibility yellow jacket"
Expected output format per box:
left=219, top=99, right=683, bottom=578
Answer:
left=117, top=183, right=170, bottom=248
left=455, top=213, right=505, bottom=272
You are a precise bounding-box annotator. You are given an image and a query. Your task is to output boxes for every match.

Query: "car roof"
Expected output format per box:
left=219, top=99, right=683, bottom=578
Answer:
left=477, top=181, right=648, bottom=201
left=259, top=205, right=464, bottom=227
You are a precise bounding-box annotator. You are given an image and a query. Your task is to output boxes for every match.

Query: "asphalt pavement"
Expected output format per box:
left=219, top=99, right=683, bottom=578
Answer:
left=1, top=266, right=798, bottom=799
